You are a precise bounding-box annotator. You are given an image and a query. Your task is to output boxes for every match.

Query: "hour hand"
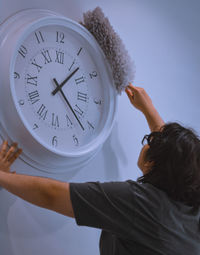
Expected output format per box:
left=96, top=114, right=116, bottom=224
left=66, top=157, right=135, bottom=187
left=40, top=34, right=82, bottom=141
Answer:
left=51, top=67, right=79, bottom=96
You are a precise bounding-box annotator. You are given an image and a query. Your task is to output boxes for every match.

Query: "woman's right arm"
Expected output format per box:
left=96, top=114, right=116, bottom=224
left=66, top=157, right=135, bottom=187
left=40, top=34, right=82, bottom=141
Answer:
left=125, top=84, right=165, bottom=132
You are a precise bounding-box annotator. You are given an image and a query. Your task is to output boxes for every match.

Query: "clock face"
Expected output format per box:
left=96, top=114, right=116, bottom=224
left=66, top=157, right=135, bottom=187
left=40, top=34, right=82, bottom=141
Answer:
left=11, top=22, right=114, bottom=156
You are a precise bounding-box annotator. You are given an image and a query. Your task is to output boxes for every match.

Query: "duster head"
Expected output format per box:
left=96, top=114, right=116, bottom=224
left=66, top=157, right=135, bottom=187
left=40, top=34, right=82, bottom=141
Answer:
left=82, top=7, right=135, bottom=94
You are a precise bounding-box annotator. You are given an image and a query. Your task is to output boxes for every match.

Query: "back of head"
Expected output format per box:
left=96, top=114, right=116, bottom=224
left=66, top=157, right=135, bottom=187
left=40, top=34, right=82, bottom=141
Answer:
left=138, top=122, right=200, bottom=208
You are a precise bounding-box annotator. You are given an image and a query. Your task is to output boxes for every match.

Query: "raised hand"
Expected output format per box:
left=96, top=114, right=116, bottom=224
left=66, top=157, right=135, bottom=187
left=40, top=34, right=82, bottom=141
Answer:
left=126, top=83, right=164, bottom=132
left=125, top=83, right=154, bottom=114
left=0, top=141, right=22, bottom=173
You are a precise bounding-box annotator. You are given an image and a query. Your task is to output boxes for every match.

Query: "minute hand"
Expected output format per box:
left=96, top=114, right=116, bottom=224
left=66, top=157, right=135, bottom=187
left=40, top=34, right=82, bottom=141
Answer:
left=52, top=67, right=79, bottom=96
left=53, top=78, right=84, bottom=131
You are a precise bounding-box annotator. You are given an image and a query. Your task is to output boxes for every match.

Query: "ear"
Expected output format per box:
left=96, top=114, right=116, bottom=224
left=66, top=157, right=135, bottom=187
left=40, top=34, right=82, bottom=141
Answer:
left=144, top=160, right=154, bottom=169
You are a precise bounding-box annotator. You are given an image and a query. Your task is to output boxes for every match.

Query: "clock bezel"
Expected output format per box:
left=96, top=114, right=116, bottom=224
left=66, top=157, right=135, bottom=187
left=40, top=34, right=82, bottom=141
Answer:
left=10, top=13, right=116, bottom=157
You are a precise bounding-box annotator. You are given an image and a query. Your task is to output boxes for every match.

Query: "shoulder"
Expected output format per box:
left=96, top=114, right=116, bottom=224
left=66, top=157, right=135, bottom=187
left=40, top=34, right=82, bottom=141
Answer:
left=127, top=179, right=167, bottom=200
left=126, top=180, right=168, bottom=218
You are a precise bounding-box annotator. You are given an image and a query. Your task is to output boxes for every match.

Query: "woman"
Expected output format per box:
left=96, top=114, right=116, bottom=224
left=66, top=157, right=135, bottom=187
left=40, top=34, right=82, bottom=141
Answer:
left=0, top=84, right=199, bottom=255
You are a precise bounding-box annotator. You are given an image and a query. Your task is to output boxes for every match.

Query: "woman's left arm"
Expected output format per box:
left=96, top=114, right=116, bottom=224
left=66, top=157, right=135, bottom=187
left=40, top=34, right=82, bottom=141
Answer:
left=0, top=141, right=74, bottom=218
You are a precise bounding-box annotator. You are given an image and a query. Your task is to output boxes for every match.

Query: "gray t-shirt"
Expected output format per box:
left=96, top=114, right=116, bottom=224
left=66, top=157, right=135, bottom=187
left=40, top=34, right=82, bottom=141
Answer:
left=70, top=180, right=200, bottom=255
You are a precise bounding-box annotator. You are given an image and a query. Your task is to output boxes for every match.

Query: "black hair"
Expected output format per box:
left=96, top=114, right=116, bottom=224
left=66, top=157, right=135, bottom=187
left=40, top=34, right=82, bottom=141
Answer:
left=137, top=122, right=200, bottom=208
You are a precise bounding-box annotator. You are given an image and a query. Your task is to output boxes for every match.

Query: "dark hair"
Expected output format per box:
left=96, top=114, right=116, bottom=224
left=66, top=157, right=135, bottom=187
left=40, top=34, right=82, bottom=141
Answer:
left=137, top=122, right=200, bottom=208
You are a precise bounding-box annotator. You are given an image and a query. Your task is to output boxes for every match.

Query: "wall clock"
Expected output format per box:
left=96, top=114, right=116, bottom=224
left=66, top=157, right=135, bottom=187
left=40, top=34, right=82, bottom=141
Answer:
left=0, top=9, right=117, bottom=173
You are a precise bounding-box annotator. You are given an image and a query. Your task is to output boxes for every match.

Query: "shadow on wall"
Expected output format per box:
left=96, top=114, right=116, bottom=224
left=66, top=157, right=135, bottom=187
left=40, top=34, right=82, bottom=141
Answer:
left=0, top=189, right=17, bottom=255
left=102, top=122, right=128, bottom=181
left=0, top=179, right=70, bottom=242
left=0, top=0, right=84, bottom=24
left=7, top=198, right=70, bottom=239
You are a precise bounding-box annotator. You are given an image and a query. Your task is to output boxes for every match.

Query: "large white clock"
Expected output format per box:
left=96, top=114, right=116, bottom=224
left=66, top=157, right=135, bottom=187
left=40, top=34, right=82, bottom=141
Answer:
left=0, top=9, right=117, bottom=172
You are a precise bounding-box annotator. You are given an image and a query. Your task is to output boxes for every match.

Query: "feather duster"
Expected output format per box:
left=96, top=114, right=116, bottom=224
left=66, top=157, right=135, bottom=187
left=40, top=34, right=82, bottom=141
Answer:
left=82, top=7, right=135, bottom=94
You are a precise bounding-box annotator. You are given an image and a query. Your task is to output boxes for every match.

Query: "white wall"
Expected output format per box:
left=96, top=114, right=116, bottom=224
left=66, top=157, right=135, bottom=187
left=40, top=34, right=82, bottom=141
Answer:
left=0, top=0, right=200, bottom=254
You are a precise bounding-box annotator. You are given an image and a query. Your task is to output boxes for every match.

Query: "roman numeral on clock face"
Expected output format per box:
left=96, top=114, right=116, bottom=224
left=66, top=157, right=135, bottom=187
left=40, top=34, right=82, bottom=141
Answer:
left=35, top=31, right=44, bottom=44
left=31, top=59, right=42, bottom=73
left=74, top=104, right=84, bottom=117
left=75, top=76, right=85, bottom=85
left=37, top=104, right=48, bottom=120
left=55, top=51, right=64, bottom=64
left=26, top=74, right=38, bottom=86
left=28, top=90, right=40, bottom=104
left=87, top=121, right=95, bottom=130
left=77, top=47, right=82, bottom=56
left=41, top=49, right=52, bottom=64
left=77, top=91, right=88, bottom=102
left=69, top=60, right=75, bottom=71
left=52, top=113, right=59, bottom=128
left=66, top=114, right=73, bottom=128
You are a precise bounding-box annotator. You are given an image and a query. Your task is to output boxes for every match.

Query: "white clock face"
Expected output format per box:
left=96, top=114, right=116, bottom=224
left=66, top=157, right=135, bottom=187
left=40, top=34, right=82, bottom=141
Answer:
left=12, top=23, right=112, bottom=155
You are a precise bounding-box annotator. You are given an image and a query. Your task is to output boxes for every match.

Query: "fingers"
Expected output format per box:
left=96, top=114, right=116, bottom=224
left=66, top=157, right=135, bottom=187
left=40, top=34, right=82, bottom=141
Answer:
left=125, top=86, right=134, bottom=104
left=4, top=142, right=18, bottom=160
left=127, top=83, right=137, bottom=92
left=9, top=148, right=22, bottom=164
left=0, top=140, right=22, bottom=163
left=125, top=87, right=133, bottom=99
left=0, top=140, right=8, bottom=158
left=125, top=83, right=139, bottom=98
left=127, top=83, right=144, bottom=94
left=126, top=83, right=147, bottom=100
